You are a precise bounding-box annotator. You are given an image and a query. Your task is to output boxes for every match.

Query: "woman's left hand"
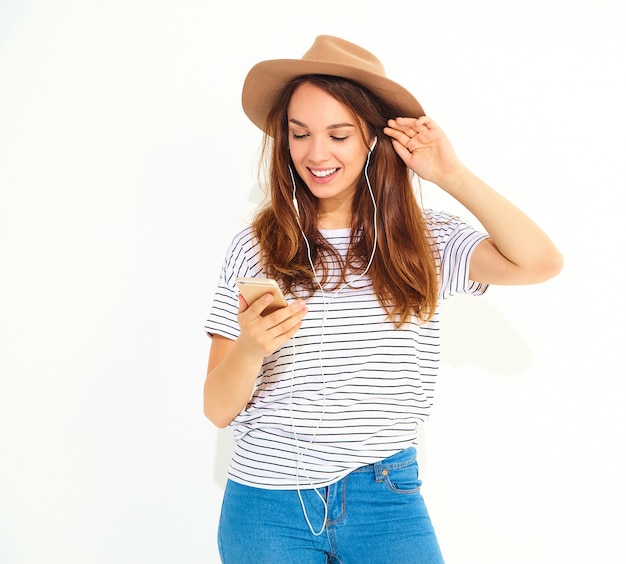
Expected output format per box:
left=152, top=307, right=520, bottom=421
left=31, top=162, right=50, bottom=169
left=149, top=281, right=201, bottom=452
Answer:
left=385, top=117, right=563, bottom=286
left=384, top=116, right=464, bottom=185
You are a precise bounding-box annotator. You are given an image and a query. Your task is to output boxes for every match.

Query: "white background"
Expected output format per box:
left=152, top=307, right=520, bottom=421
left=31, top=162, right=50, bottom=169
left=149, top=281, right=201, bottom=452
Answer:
left=1, top=1, right=625, bottom=562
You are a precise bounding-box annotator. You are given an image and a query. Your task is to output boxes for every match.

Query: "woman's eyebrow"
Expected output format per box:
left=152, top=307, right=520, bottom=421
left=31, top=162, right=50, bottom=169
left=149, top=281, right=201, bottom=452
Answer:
left=289, top=118, right=356, bottom=130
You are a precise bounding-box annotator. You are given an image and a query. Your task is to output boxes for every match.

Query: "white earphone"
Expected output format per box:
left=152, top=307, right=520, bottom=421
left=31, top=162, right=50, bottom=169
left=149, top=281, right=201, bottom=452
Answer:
left=287, top=137, right=379, bottom=536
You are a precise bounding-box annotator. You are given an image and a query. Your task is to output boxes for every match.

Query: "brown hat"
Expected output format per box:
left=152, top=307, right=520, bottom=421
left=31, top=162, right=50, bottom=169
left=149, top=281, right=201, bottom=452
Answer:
left=241, top=35, right=425, bottom=133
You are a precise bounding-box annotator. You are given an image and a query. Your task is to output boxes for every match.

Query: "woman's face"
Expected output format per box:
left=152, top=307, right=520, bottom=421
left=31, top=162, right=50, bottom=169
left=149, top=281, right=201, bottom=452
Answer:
left=287, top=82, right=372, bottom=225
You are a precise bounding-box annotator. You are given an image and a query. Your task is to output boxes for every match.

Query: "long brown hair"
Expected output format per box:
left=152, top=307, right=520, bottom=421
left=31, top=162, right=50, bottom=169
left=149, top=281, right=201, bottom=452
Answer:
left=252, top=75, right=438, bottom=327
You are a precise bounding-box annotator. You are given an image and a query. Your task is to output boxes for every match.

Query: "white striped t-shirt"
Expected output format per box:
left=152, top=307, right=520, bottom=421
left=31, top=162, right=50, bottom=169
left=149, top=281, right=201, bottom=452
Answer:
left=204, top=209, right=489, bottom=489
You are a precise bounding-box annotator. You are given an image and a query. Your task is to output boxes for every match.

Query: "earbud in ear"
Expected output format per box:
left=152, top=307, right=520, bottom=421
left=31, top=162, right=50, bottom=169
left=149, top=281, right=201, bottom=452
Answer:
left=369, top=136, right=378, bottom=152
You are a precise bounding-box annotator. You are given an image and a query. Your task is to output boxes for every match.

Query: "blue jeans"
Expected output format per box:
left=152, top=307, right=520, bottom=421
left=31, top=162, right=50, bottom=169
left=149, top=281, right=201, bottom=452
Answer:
left=217, top=447, right=445, bottom=563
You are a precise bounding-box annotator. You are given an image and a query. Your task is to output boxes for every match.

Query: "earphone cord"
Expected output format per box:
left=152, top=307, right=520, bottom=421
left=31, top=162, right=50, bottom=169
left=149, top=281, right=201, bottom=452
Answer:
left=288, top=165, right=329, bottom=536
left=287, top=147, right=378, bottom=536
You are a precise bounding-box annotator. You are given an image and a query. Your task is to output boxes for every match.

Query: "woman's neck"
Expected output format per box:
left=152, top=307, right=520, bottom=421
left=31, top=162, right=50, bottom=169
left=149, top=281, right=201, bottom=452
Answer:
left=317, top=207, right=352, bottom=230
left=318, top=217, right=350, bottom=230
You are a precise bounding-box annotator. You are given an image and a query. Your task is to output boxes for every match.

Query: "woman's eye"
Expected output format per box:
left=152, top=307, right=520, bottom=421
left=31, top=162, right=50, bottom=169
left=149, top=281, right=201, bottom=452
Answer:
left=290, top=133, right=348, bottom=141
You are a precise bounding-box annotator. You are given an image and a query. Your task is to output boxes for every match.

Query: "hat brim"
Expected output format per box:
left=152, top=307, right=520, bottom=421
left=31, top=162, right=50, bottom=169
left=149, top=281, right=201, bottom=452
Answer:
left=242, top=59, right=425, bottom=134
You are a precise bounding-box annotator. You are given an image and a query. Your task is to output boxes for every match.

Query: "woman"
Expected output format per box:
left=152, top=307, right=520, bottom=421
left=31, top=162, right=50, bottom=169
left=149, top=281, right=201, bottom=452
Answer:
left=203, top=36, right=562, bottom=563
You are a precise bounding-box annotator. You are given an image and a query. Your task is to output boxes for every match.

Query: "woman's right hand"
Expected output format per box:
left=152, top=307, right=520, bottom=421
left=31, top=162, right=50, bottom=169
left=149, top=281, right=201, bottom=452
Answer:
left=236, top=293, right=308, bottom=359
left=204, top=295, right=307, bottom=428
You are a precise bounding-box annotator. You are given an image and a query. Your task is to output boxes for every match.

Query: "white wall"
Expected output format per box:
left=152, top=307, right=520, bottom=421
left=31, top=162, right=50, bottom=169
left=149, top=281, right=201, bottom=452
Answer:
left=1, top=1, right=624, bottom=562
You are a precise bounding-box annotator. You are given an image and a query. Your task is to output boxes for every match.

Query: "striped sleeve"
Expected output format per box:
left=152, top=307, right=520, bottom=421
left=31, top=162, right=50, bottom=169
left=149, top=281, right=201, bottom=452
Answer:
left=425, top=209, right=490, bottom=300
left=204, top=227, right=261, bottom=340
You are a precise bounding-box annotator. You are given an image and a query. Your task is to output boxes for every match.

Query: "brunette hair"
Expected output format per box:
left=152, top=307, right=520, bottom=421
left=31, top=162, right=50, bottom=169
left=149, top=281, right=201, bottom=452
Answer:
left=252, top=75, right=439, bottom=326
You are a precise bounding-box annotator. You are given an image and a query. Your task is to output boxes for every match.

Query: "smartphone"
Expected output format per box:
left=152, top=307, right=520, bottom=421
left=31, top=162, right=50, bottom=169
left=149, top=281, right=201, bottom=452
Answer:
left=235, top=277, right=288, bottom=315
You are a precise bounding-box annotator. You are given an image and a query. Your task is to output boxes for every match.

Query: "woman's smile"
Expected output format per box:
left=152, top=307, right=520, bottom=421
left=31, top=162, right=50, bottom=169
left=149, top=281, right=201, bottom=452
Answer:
left=308, top=167, right=339, bottom=181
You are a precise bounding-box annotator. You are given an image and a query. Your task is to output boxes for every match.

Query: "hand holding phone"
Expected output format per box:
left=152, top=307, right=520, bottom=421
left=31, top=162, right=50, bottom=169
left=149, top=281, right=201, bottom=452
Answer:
left=235, top=277, right=288, bottom=315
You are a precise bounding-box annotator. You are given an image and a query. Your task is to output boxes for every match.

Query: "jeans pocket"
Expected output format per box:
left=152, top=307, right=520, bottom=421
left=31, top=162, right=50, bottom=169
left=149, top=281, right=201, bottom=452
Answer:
left=383, top=462, right=422, bottom=495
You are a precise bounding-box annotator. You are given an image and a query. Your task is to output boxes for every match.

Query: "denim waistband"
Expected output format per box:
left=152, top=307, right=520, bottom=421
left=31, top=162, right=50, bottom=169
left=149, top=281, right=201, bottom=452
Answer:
left=351, top=447, right=417, bottom=482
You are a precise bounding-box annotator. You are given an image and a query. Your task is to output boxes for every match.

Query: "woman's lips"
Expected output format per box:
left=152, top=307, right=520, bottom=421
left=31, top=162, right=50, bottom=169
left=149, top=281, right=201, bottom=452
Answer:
left=308, top=167, right=339, bottom=183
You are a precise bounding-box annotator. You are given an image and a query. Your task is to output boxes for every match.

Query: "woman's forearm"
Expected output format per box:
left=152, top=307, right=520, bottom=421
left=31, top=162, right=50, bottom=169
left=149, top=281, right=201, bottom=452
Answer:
left=437, top=165, right=563, bottom=284
left=203, top=338, right=264, bottom=428
left=204, top=298, right=308, bottom=428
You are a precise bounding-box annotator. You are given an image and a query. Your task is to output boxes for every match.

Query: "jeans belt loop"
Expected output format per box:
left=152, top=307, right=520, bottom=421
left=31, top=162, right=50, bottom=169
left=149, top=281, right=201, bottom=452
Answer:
left=373, top=459, right=385, bottom=483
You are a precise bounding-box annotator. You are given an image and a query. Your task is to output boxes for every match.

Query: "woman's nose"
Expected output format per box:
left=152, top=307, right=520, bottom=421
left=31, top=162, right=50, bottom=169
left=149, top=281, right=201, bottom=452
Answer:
left=306, top=137, right=330, bottom=163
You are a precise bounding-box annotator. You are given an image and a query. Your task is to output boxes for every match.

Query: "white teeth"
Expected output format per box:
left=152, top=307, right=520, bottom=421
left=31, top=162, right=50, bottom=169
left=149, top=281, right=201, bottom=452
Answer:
left=310, top=168, right=338, bottom=178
